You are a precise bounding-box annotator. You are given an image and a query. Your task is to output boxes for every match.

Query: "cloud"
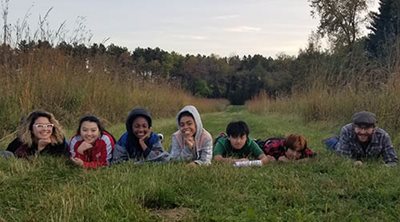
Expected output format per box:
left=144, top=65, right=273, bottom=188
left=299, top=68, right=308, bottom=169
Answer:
left=213, top=14, right=239, bottom=20
left=224, top=26, right=261, bottom=33
left=173, top=34, right=207, bottom=40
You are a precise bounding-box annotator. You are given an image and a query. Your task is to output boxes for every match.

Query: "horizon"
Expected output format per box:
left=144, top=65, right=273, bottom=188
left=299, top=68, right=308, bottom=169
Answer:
left=5, top=0, right=379, bottom=58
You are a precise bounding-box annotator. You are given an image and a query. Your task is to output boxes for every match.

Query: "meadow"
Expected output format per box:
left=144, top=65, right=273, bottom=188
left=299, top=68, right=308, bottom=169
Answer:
left=1, top=107, right=399, bottom=221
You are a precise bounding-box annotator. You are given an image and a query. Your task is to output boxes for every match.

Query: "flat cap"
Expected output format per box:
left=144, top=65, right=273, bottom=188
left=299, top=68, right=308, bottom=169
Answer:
left=352, top=111, right=377, bottom=125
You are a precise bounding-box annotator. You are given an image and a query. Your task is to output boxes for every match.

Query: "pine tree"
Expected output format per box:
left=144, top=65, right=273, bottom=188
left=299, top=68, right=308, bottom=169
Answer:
left=366, top=0, right=400, bottom=58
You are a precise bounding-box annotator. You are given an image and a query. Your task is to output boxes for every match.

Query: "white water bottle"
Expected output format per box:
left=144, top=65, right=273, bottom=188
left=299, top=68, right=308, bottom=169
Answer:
left=233, top=160, right=262, bottom=167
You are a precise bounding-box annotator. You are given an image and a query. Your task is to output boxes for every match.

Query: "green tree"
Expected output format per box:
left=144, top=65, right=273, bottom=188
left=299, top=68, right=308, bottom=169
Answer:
left=309, top=0, right=368, bottom=51
left=366, top=0, right=400, bottom=58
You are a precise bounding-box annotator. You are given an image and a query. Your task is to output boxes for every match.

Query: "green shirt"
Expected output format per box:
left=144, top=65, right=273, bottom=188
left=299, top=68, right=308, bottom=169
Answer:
left=213, top=137, right=264, bottom=159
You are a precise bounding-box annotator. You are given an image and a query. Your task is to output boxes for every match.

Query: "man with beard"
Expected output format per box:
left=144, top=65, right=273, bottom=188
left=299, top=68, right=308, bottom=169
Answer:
left=326, top=111, right=398, bottom=166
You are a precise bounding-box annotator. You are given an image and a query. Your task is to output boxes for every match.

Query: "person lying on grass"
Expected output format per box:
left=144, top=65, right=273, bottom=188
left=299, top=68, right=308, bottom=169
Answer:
left=69, top=115, right=115, bottom=169
left=261, top=134, right=316, bottom=162
left=169, top=105, right=213, bottom=166
left=112, top=107, right=170, bottom=163
left=5, top=110, right=68, bottom=158
left=324, top=111, right=398, bottom=167
left=213, top=120, right=272, bottom=166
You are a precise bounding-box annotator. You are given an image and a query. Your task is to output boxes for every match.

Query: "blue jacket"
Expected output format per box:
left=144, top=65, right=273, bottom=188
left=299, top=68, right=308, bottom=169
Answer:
left=111, top=108, right=169, bottom=163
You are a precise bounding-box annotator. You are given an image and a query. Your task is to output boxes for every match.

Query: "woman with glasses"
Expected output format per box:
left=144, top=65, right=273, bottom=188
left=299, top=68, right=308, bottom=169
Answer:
left=5, top=110, right=68, bottom=158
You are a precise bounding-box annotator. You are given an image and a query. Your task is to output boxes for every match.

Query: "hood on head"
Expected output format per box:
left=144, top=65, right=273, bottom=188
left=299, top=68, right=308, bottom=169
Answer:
left=126, top=108, right=152, bottom=134
left=176, top=105, right=203, bottom=138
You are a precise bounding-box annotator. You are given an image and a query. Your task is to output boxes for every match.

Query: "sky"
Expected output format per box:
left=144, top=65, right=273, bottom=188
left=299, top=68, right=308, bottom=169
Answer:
left=4, top=0, right=379, bottom=58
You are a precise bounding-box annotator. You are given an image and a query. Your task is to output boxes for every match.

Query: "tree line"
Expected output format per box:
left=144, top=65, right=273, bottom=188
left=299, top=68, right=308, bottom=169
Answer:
left=1, top=0, right=399, bottom=105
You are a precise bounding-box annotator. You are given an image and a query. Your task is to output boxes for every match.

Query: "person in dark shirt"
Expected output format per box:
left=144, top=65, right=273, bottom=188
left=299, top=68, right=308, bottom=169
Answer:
left=5, top=110, right=68, bottom=158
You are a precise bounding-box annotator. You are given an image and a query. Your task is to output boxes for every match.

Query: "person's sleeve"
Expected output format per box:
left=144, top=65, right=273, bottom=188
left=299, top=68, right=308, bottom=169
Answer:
left=60, top=139, right=69, bottom=156
left=303, top=148, right=316, bottom=158
left=103, top=134, right=114, bottom=164
left=6, top=138, right=20, bottom=153
left=111, top=144, right=129, bottom=164
left=144, top=140, right=170, bottom=162
left=142, top=141, right=162, bottom=158
left=69, top=138, right=77, bottom=158
left=213, top=140, right=225, bottom=157
left=169, top=135, right=181, bottom=160
left=381, top=133, right=398, bottom=164
left=335, top=126, right=353, bottom=158
left=194, top=136, right=213, bottom=165
left=250, top=141, right=264, bottom=158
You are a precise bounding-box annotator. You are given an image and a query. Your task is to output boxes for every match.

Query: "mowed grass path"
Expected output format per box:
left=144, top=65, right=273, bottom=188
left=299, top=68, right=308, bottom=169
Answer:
left=1, top=107, right=400, bottom=221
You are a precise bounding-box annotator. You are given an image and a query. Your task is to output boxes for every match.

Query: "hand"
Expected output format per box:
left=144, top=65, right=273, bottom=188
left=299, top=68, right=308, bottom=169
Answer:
left=139, top=130, right=151, bottom=150
left=71, top=157, right=84, bottom=167
left=278, top=156, right=290, bottom=162
left=37, top=138, right=52, bottom=152
left=261, top=155, right=276, bottom=165
left=184, top=136, right=195, bottom=149
left=354, top=160, right=363, bottom=166
left=186, top=162, right=198, bottom=167
left=77, top=141, right=93, bottom=154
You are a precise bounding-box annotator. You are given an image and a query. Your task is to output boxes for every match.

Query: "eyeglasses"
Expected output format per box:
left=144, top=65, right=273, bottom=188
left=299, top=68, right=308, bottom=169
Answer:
left=354, top=125, right=374, bottom=131
left=33, top=123, right=54, bottom=129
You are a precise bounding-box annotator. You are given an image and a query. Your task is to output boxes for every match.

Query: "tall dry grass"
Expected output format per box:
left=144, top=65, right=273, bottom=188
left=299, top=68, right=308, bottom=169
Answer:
left=0, top=47, right=228, bottom=139
left=247, top=40, right=400, bottom=137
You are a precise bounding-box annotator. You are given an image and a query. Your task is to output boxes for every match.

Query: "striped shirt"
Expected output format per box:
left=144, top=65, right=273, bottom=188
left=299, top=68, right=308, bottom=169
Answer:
left=335, top=123, right=398, bottom=164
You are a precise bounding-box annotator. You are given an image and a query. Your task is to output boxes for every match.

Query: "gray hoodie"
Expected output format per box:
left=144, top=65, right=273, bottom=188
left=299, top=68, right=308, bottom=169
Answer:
left=170, top=105, right=213, bottom=165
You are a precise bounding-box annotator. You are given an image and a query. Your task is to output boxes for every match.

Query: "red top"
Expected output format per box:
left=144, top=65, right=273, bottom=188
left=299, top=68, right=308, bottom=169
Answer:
left=69, top=131, right=115, bottom=168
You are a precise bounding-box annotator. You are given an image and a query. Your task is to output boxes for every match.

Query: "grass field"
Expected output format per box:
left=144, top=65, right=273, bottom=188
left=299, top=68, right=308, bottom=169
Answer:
left=1, top=106, right=399, bottom=221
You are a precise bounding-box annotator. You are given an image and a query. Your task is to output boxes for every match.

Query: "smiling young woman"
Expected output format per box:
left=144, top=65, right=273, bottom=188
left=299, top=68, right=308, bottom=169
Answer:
left=5, top=110, right=68, bottom=158
left=69, top=115, right=115, bottom=169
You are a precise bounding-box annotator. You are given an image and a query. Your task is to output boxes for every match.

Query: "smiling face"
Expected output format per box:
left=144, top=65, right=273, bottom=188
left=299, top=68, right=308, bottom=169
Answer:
left=354, top=125, right=374, bottom=143
left=132, top=116, right=150, bottom=139
left=229, top=134, right=247, bottom=150
left=179, top=115, right=196, bottom=137
left=32, top=116, right=53, bottom=140
left=80, top=121, right=100, bottom=144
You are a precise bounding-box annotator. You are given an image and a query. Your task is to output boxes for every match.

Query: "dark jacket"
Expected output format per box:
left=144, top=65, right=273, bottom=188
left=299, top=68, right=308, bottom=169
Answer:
left=7, top=137, right=68, bottom=158
left=112, top=108, right=169, bottom=163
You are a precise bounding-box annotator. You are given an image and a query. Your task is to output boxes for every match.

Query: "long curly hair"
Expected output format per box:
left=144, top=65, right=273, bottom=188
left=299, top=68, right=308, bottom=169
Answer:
left=17, top=110, right=65, bottom=147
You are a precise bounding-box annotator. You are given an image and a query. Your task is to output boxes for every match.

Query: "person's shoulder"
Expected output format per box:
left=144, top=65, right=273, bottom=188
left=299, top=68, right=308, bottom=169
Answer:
left=200, top=129, right=212, bottom=140
left=70, top=134, right=81, bottom=142
left=118, top=132, right=128, bottom=140
left=216, top=136, right=229, bottom=144
left=342, top=123, right=353, bottom=130
left=101, top=131, right=114, bottom=139
left=149, top=132, right=161, bottom=144
left=172, top=130, right=181, bottom=137
left=248, top=138, right=261, bottom=148
left=116, top=132, right=129, bottom=146
left=6, top=137, right=22, bottom=152
left=340, top=123, right=354, bottom=134
left=374, top=127, right=391, bottom=137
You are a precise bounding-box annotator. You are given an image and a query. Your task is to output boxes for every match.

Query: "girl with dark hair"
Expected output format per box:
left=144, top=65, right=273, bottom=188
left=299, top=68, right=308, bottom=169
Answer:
left=112, top=107, right=169, bottom=163
left=6, top=110, right=67, bottom=158
left=170, top=105, right=213, bottom=166
left=69, top=115, right=115, bottom=168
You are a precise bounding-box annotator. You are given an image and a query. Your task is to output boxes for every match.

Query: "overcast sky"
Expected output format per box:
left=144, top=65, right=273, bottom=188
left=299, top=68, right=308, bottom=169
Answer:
left=5, top=0, right=379, bottom=57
